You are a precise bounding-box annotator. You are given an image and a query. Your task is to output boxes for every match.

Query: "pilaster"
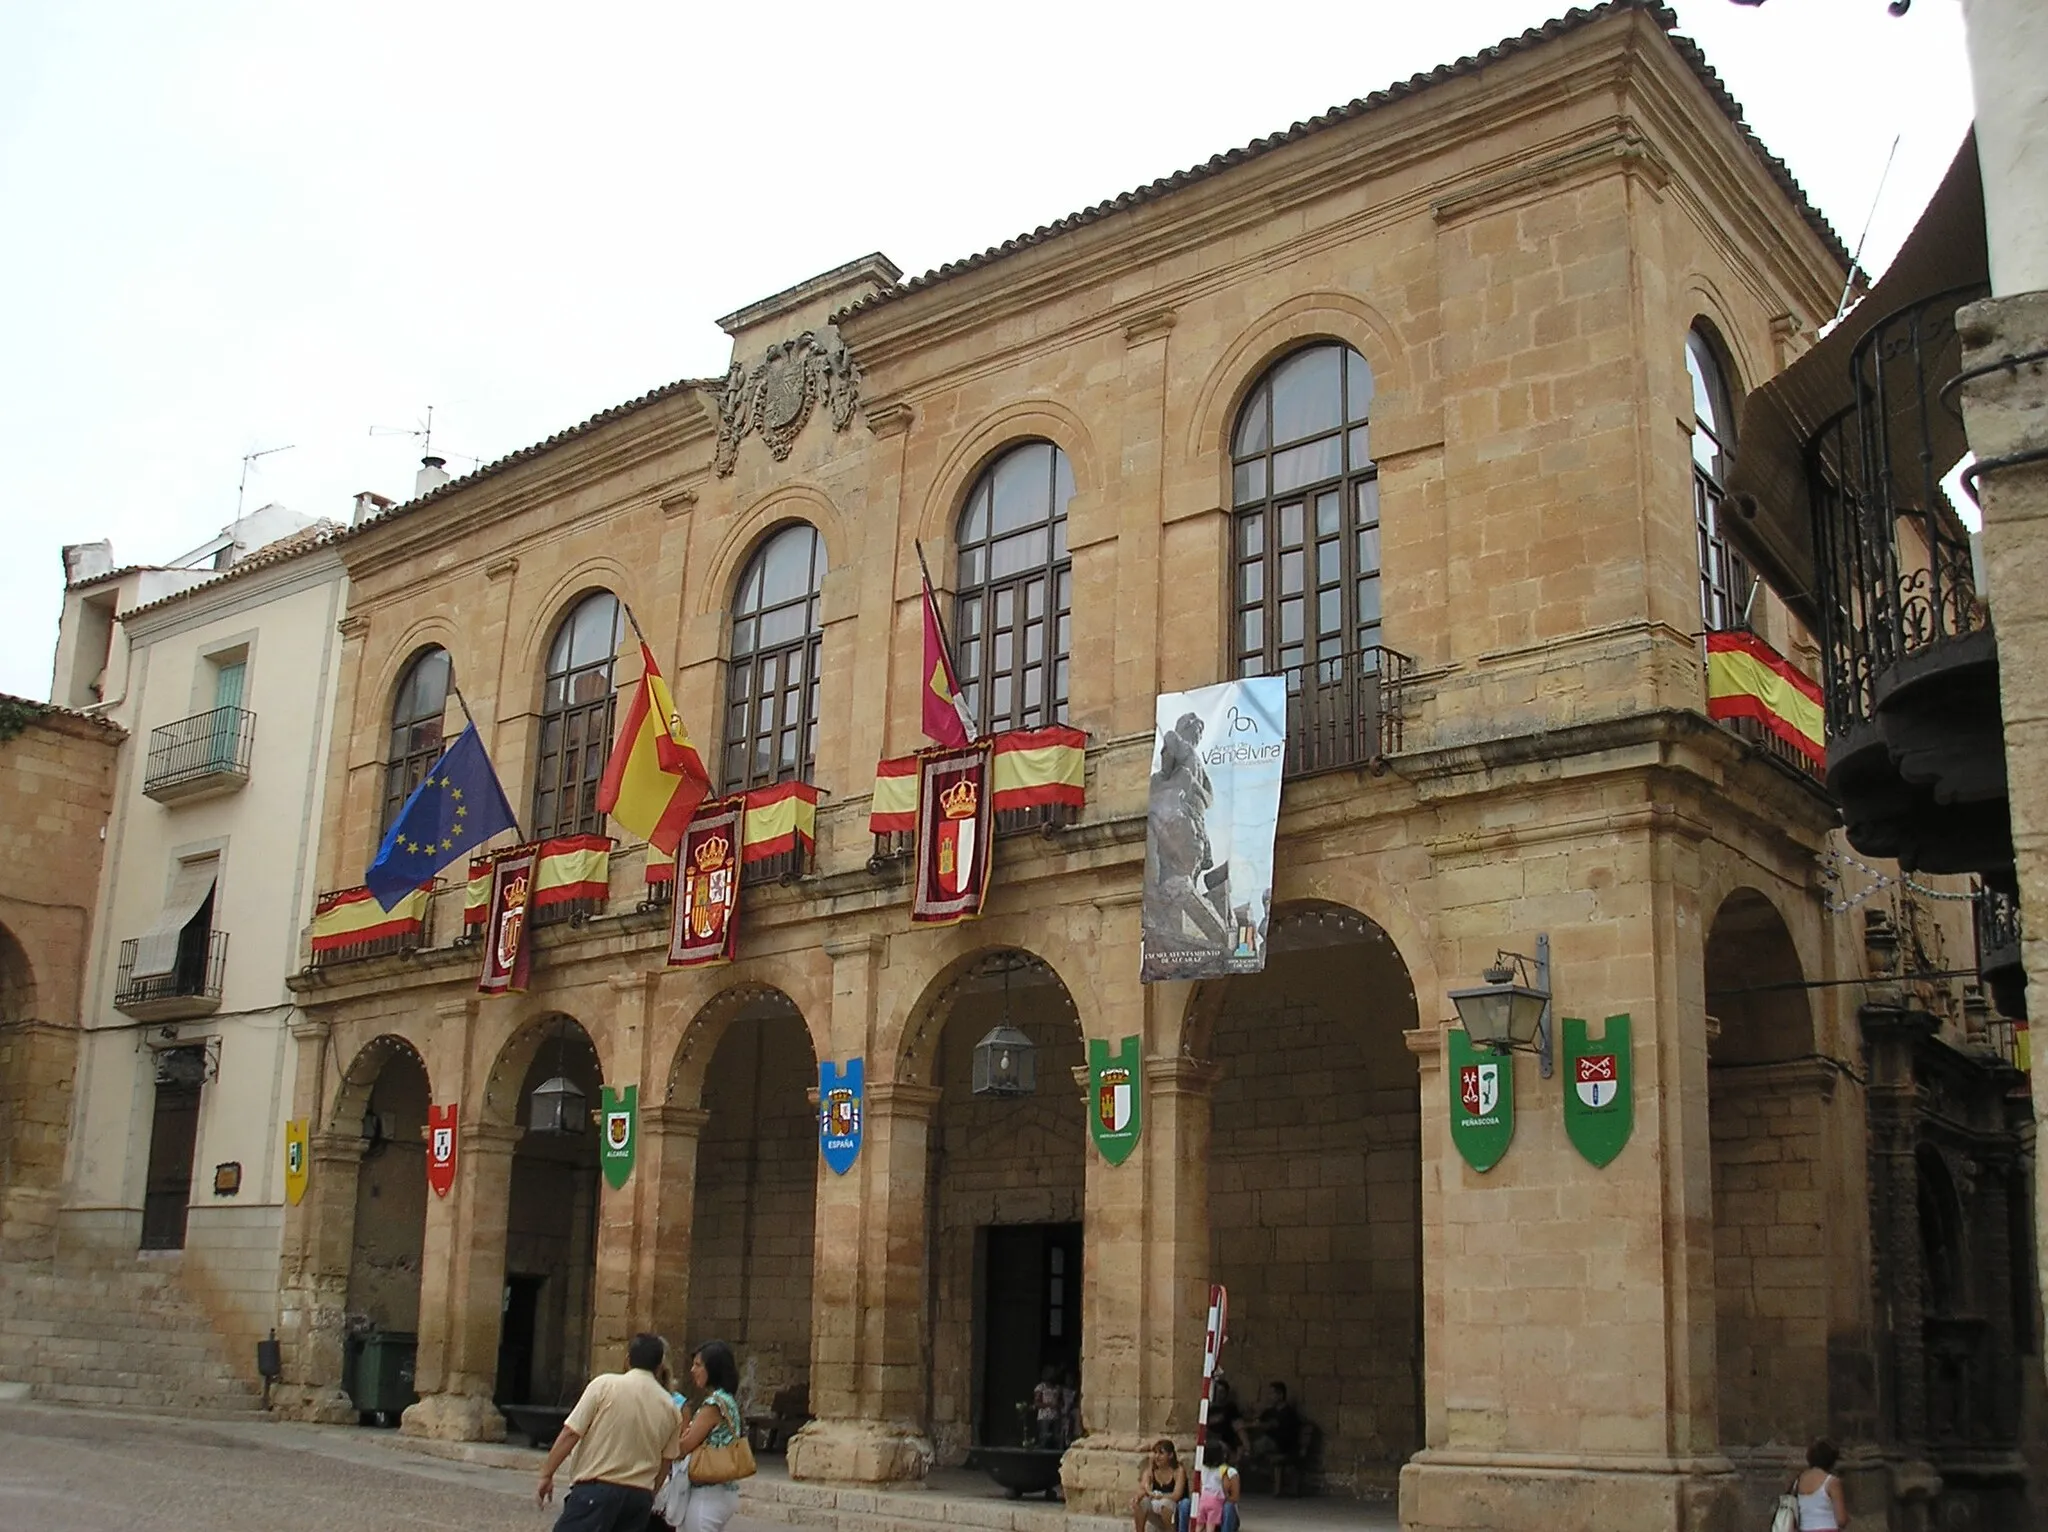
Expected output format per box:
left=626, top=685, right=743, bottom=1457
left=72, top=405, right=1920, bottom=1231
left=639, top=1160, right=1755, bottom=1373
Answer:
left=401, top=1118, right=520, bottom=1442
left=271, top=1125, right=362, bottom=1423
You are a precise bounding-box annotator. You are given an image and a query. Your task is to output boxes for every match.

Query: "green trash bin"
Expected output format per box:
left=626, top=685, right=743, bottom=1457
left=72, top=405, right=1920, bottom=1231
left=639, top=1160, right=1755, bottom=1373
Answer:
left=351, top=1331, right=418, bottom=1425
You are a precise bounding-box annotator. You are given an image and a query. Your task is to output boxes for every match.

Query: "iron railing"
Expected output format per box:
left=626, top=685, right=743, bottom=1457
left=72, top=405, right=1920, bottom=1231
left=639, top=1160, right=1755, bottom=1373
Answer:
left=1808, top=284, right=1989, bottom=739
left=115, top=929, right=227, bottom=1012
left=143, top=706, right=256, bottom=798
left=1713, top=711, right=1826, bottom=784
left=1272, top=644, right=1412, bottom=777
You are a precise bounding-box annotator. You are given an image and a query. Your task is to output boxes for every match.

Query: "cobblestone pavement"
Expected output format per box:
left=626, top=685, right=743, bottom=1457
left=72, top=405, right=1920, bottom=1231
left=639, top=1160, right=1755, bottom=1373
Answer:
left=0, top=1401, right=784, bottom=1532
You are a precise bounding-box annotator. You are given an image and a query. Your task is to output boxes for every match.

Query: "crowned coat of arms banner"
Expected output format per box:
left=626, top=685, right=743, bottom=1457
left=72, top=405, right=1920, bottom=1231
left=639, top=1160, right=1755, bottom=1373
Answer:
left=478, top=843, right=540, bottom=996
left=1561, top=1014, right=1634, bottom=1167
left=283, top=1119, right=309, bottom=1206
left=1448, top=1027, right=1515, bottom=1173
left=912, top=743, right=993, bottom=925
left=819, top=1058, right=864, bottom=1175
left=1087, top=1035, right=1143, bottom=1166
left=600, top=1085, right=638, bottom=1190
left=426, top=1103, right=458, bottom=1198
left=667, top=801, right=744, bottom=968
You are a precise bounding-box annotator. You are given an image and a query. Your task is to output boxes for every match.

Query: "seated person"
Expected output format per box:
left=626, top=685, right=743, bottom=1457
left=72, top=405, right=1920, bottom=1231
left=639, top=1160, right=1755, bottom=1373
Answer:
left=1205, top=1378, right=1244, bottom=1463
left=1130, top=1439, right=1188, bottom=1532
left=1032, top=1366, right=1067, bottom=1449
left=1247, top=1381, right=1305, bottom=1494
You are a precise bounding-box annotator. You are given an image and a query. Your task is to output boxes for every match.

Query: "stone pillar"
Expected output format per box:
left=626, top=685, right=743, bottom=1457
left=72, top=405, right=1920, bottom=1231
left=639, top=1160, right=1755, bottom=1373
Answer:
left=0, top=1018, right=79, bottom=1260
left=401, top=1119, right=519, bottom=1441
left=787, top=1079, right=940, bottom=1484
left=590, top=971, right=660, bottom=1367
left=272, top=1015, right=356, bottom=1423
left=1061, top=1050, right=1217, bottom=1513
left=634, top=1104, right=710, bottom=1347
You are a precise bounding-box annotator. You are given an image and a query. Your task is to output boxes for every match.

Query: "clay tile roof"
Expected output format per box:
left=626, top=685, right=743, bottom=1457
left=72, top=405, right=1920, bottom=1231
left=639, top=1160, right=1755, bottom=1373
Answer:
left=0, top=692, right=125, bottom=735
left=117, top=520, right=346, bottom=623
left=833, top=0, right=1848, bottom=323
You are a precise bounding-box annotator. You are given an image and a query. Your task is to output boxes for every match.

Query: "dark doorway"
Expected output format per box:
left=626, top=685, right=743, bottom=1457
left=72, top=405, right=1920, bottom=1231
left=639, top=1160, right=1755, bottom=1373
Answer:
left=978, top=1222, right=1081, bottom=1446
left=140, top=1048, right=205, bottom=1250
left=497, top=1274, right=544, bottom=1405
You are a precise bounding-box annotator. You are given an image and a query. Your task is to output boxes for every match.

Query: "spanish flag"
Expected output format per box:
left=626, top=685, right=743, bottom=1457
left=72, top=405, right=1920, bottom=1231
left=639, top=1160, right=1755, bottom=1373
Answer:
left=1704, top=631, right=1825, bottom=767
left=922, top=570, right=975, bottom=748
left=597, top=643, right=712, bottom=856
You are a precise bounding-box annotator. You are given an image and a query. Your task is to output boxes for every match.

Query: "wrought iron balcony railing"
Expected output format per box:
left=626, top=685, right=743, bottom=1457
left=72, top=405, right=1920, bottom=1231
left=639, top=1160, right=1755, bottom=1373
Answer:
left=115, top=929, right=227, bottom=1018
left=1270, top=643, right=1412, bottom=778
left=143, top=706, right=256, bottom=803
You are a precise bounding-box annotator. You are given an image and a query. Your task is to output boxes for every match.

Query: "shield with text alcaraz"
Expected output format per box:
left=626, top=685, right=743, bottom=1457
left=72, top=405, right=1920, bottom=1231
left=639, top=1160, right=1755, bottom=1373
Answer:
left=1447, top=1027, right=1514, bottom=1173
left=1088, top=1035, right=1143, bottom=1166
left=426, top=1103, right=458, bottom=1197
left=600, top=1085, right=637, bottom=1190
left=1561, top=1014, right=1634, bottom=1168
left=284, top=1119, right=309, bottom=1206
left=819, top=1058, right=863, bottom=1175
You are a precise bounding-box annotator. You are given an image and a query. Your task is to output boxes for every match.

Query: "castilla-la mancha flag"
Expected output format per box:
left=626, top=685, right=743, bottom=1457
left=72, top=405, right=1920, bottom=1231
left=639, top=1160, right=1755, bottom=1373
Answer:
left=922, top=572, right=976, bottom=748
left=597, top=643, right=713, bottom=856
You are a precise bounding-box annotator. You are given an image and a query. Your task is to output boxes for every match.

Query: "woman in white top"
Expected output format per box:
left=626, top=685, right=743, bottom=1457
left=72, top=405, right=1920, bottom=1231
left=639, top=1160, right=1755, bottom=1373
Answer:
left=1793, top=1438, right=1848, bottom=1530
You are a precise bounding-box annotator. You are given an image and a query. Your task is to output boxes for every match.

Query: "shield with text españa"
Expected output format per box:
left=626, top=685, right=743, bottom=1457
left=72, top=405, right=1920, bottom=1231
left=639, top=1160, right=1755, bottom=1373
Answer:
left=1447, top=1027, right=1514, bottom=1173
left=819, top=1058, right=863, bottom=1175
left=1561, top=1014, right=1633, bottom=1167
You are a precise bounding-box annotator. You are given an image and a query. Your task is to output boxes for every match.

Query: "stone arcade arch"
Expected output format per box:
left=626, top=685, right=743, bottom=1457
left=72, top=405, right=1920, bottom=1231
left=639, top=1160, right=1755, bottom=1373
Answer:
left=334, top=1035, right=432, bottom=1420
left=1183, top=900, right=1422, bottom=1497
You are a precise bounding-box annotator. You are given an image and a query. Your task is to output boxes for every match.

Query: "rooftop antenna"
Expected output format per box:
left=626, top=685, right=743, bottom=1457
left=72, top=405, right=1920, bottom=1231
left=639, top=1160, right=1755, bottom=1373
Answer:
left=236, top=444, right=295, bottom=519
left=1835, top=133, right=1902, bottom=323
left=370, top=404, right=479, bottom=467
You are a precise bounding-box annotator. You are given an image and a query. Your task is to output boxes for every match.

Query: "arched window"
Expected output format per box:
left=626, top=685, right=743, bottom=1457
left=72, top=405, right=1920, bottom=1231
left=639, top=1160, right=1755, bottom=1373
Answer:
left=1688, top=325, right=1751, bottom=633
left=533, top=592, right=624, bottom=838
left=382, top=647, right=450, bottom=835
left=955, top=441, right=1074, bottom=732
left=1231, top=342, right=1381, bottom=679
left=725, top=524, right=824, bottom=790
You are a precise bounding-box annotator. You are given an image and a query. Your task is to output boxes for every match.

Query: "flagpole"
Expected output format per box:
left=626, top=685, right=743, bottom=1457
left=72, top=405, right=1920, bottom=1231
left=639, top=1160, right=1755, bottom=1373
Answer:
left=616, top=599, right=653, bottom=653
left=914, top=540, right=979, bottom=737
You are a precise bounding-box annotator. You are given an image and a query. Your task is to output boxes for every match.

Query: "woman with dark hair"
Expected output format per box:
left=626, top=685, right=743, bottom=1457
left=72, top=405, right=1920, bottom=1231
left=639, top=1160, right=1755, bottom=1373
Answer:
left=675, top=1340, right=747, bottom=1532
left=1791, top=1439, right=1848, bottom=1529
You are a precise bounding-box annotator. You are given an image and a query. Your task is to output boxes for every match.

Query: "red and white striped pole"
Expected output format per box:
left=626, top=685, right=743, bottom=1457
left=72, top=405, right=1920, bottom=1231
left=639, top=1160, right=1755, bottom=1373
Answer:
left=1196, top=1283, right=1228, bottom=1450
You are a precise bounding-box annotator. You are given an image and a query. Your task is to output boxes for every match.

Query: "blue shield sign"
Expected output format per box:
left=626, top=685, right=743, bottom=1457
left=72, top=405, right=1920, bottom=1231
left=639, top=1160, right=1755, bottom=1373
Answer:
left=819, top=1058, right=864, bottom=1175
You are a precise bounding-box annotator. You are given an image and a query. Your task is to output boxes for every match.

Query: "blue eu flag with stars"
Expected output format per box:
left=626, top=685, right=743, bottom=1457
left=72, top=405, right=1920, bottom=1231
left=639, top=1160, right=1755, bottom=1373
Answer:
left=365, top=724, right=519, bottom=909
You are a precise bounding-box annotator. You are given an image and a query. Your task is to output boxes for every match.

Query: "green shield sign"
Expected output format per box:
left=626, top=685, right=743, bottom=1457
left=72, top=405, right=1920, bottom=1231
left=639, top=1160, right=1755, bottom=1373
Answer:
left=1447, top=1028, right=1514, bottom=1173
left=1561, top=1015, right=1633, bottom=1167
left=600, top=1084, right=637, bottom=1190
left=1088, top=1035, right=1143, bottom=1166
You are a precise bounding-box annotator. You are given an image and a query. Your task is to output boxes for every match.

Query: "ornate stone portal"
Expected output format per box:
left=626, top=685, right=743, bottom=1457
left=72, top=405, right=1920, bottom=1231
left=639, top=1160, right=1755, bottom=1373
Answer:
left=714, top=326, right=862, bottom=476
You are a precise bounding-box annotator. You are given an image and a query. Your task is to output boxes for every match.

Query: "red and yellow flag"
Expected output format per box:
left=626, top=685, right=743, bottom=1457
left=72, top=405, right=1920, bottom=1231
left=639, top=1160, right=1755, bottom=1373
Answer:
left=922, top=571, right=975, bottom=748
left=1704, top=631, right=1824, bottom=766
left=597, top=643, right=712, bottom=855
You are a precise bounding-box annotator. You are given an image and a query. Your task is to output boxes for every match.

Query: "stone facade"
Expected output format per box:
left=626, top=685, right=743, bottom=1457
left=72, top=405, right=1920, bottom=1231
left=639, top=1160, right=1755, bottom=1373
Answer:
left=273, top=7, right=2033, bottom=1530
left=0, top=701, right=119, bottom=1257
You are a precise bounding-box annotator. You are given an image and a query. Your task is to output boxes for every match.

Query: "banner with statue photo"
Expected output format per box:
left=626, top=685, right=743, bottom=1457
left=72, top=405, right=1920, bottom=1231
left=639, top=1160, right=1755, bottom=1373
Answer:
left=1140, top=676, right=1286, bottom=982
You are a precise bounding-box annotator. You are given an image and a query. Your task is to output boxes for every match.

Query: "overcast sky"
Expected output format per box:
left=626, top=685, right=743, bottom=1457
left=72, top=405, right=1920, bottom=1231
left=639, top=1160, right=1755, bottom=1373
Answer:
left=0, top=1, right=1975, bottom=701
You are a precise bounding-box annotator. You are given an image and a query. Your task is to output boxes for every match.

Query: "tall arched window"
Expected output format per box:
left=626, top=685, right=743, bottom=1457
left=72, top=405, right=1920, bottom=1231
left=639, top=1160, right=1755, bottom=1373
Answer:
left=725, top=524, right=824, bottom=790
left=1688, top=325, right=1751, bottom=633
left=533, top=592, right=624, bottom=838
left=955, top=441, right=1073, bottom=732
left=382, top=647, right=450, bottom=835
left=1232, top=342, right=1381, bottom=679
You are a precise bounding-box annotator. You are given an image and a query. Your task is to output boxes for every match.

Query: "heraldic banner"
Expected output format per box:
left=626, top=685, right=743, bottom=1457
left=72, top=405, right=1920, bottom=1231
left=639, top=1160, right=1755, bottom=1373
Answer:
left=600, top=1085, right=638, bottom=1189
left=912, top=742, right=993, bottom=925
left=1448, top=1028, right=1515, bottom=1173
left=283, top=1118, right=309, bottom=1206
left=1561, top=1014, right=1634, bottom=1167
left=668, top=800, right=743, bottom=967
left=1140, top=676, right=1286, bottom=982
left=819, top=1058, right=863, bottom=1174
left=478, top=843, right=539, bottom=995
left=426, top=1103, right=458, bottom=1197
left=1088, top=1035, right=1143, bottom=1166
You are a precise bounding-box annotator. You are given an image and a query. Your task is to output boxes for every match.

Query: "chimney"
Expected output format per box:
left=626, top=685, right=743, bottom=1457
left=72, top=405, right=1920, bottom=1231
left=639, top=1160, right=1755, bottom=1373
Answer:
left=414, top=455, right=452, bottom=499
left=352, top=490, right=396, bottom=528
left=62, top=540, right=115, bottom=585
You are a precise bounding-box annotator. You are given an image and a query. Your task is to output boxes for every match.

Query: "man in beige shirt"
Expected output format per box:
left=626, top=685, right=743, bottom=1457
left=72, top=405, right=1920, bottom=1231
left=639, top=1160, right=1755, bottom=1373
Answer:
left=537, top=1332, right=683, bottom=1532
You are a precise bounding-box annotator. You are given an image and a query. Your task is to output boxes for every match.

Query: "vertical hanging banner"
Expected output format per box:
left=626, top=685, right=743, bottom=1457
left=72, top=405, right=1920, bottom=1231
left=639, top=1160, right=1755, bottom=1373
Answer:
left=478, top=844, right=539, bottom=996
left=912, top=742, right=994, bottom=925
left=818, top=1058, right=864, bottom=1174
left=600, top=1086, right=638, bottom=1189
left=426, top=1104, right=458, bottom=1197
left=667, top=801, right=744, bottom=967
left=283, top=1119, right=309, bottom=1206
left=1447, top=1029, right=1514, bottom=1173
left=1140, top=677, right=1286, bottom=982
left=1088, top=1035, right=1143, bottom=1165
left=1561, top=1014, right=1634, bottom=1168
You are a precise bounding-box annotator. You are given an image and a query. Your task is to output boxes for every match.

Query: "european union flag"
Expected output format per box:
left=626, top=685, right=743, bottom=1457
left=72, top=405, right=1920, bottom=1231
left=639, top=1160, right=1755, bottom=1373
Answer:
left=365, top=724, right=519, bottom=909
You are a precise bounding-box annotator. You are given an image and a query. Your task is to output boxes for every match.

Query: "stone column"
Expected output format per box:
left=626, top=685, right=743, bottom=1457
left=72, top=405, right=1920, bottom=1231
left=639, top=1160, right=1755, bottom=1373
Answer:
left=589, top=971, right=659, bottom=1366
left=0, top=1018, right=80, bottom=1260
left=402, top=1119, right=519, bottom=1441
left=787, top=1079, right=941, bottom=1484
left=635, top=1104, right=711, bottom=1346
left=272, top=1015, right=357, bottom=1423
left=1060, top=984, right=1212, bottom=1513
